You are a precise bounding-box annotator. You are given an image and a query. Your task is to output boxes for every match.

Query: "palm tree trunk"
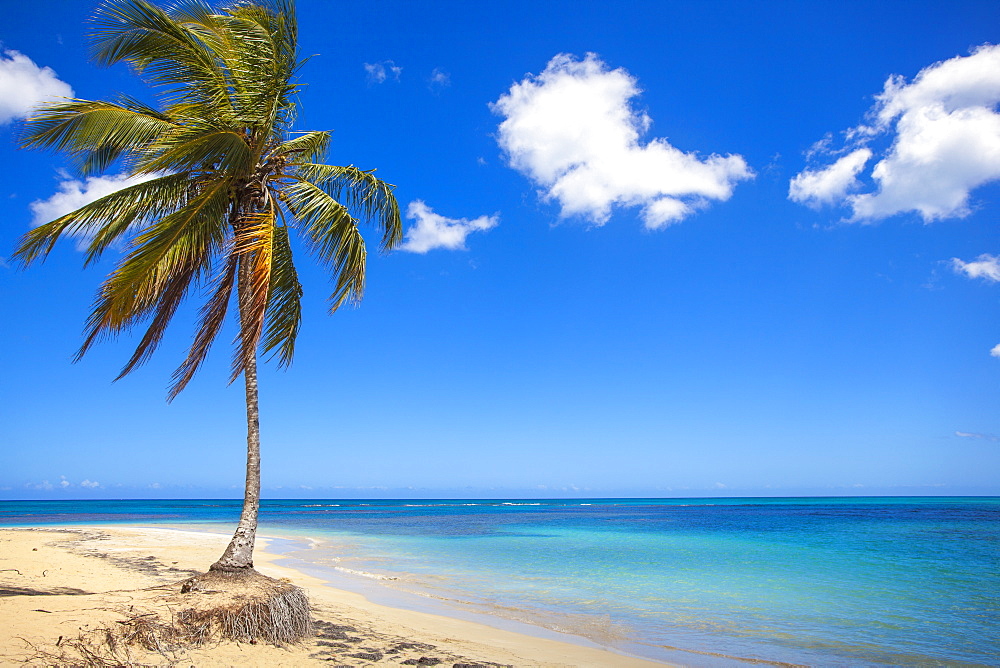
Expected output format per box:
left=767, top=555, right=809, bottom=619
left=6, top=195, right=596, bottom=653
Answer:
left=210, top=351, right=261, bottom=571
left=211, top=243, right=262, bottom=573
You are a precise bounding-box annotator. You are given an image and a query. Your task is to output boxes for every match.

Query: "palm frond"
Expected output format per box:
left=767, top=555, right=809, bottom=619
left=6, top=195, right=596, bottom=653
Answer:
left=13, top=171, right=191, bottom=267
left=275, top=131, right=328, bottom=163
left=114, top=268, right=192, bottom=380
left=284, top=178, right=366, bottom=310
left=20, top=98, right=175, bottom=176
left=75, top=177, right=231, bottom=359
left=91, top=0, right=232, bottom=113
left=260, top=223, right=302, bottom=366
left=231, top=208, right=277, bottom=381
left=142, top=125, right=253, bottom=174
left=293, top=163, right=402, bottom=251
left=227, top=1, right=299, bottom=89
left=169, top=250, right=238, bottom=399
left=164, top=0, right=218, bottom=27
left=229, top=0, right=297, bottom=67
left=162, top=0, right=300, bottom=143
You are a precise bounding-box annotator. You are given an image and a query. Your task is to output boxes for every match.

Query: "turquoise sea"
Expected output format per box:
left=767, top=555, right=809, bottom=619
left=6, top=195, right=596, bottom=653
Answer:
left=1, top=497, right=997, bottom=666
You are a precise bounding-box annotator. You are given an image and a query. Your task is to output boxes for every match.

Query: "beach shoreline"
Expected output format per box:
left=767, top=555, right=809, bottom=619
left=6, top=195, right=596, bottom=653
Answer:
left=0, top=525, right=669, bottom=666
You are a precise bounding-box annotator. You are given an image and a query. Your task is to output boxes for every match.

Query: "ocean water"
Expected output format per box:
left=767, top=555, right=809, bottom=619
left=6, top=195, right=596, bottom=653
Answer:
left=1, top=497, right=997, bottom=666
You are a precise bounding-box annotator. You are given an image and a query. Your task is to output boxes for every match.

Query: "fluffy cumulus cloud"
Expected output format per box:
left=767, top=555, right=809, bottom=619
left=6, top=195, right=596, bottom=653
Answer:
left=491, top=53, right=752, bottom=229
left=952, top=253, right=1000, bottom=282
left=364, top=60, right=401, bottom=84
left=30, top=171, right=163, bottom=241
left=789, top=148, right=872, bottom=207
left=991, top=344, right=1000, bottom=358
left=399, top=200, right=498, bottom=253
left=0, top=49, right=73, bottom=124
left=790, top=44, right=1000, bottom=222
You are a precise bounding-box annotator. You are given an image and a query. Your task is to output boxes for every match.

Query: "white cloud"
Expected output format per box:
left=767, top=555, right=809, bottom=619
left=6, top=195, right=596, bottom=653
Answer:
left=429, top=68, right=450, bottom=90
left=399, top=200, right=498, bottom=253
left=59, top=475, right=70, bottom=488
left=789, top=148, right=872, bottom=206
left=364, top=60, right=401, bottom=84
left=0, top=49, right=73, bottom=124
left=30, top=171, right=163, bottom=245
left=956, top=430, right=999, bottom=440
left=491, top=53, right=752, bottom=229
left=950, top=253, right=1000, bottom=360
left=80, top=479, right=100, bottom=488
left=791, top=44, right=1000, bottom=222
left=952, top=253, right=1000, bottom=282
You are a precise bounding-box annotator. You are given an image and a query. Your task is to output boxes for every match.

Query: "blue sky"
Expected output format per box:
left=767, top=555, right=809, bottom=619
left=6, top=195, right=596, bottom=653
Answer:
left=2, top=0, right=999, bottom=499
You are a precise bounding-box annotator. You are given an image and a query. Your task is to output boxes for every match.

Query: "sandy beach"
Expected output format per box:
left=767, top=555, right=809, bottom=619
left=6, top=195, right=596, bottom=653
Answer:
left=0, top=526, right=666, bottom=666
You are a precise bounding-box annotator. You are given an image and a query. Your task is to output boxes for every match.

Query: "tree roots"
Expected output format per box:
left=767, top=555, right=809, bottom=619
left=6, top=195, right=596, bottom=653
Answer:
left=24, top=569, right=311, bottom=665
left=177, top=569, right=312, bottom=645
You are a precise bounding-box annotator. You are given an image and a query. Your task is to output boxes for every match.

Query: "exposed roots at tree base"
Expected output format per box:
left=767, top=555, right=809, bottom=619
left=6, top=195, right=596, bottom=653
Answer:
left=23, top=570, right=311, bottom=666
left=178, top=568, right=312, bottom=645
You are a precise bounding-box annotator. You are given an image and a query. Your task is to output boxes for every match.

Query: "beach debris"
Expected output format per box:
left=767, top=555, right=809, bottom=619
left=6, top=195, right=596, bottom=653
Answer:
left=395, top=641, right=437, bottom=651
left=401, top=658, right=442, bottom=665
left=350, top=649, right=384, bottom=661
left=21, top=625, right=147, bottom=667
left=1, top=584, right=89, bottom=596
left=315, top=620, right=359, bottom=641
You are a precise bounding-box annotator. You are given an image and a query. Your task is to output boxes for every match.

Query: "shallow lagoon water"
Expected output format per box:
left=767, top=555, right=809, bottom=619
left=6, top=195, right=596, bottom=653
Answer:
left=2, top=497, right=997, bottom=665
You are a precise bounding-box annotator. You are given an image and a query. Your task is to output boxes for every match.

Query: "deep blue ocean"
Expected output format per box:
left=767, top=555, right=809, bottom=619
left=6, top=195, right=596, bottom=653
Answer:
left=1, top=497, right=997, bottom=666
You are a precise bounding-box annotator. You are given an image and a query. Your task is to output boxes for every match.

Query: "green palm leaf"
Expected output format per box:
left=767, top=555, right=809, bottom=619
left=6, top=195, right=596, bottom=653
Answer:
left=75, top=176, right=231, bottom=358
left=169, top=252, right=238, bottom=399
left=261, top=223, right=303, bottom=366
left=20, top=98, right=175, bottom=176
left=294, top=163, right=402, bottom=250
left=13, top=171, right=190, bottom=267
left=91, top=0, right=232, bottom=111
left=275, top=131, right=328, bottom=163
left=284, top=177, right=366, bottom=309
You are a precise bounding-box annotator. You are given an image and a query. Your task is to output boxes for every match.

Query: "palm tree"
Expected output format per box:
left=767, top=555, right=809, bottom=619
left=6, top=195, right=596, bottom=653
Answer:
left=15, top=0, right=401, bottom=574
